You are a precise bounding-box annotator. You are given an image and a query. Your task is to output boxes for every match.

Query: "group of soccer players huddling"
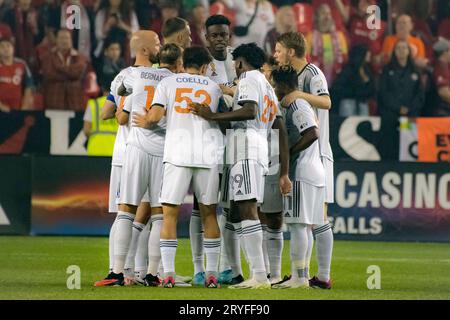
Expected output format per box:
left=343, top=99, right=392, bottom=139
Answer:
left=94, top=14, right=334, bottom=290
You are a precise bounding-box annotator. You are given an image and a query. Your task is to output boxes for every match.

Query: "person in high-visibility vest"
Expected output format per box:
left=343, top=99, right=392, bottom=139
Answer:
left=83, top=91, right=119, bottom=156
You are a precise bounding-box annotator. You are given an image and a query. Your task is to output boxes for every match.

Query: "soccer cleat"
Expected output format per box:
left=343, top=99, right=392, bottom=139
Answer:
left=143, top=273, right=161, bottom=287
left=309, top=276, right=332, bottom=289
left=272, top=278, right=309, bottom=289
left=228, top=278, right=271, bottom=289
left=271, top=274, right=291, bottom=286
left=205, top=275, right=220, bottom=288
left=94, top=272, right=124, bottom=287
left=269, top=276, right=282, bottom=285
left=230, top=274, right=245, bottom=285
left=175, top=278, right=192, bottom=287
left=176, top=274, right=193, bottom=283
left=124, top=276, right=138, bottom=286
left=192, top=272, right=206, bottom=286
left=162, top=275, right=176, bottom=288
left=218, top=269, right=233, bottom=284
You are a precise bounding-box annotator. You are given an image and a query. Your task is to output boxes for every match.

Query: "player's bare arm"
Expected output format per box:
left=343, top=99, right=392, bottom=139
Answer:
left=101, top=100, right=117, bottom=120
left=219, top=84, right=236, bottom=96
left=190, top=101, right=257, bottom=121
left=281, top=90, right=331, bottom=110
left=290, top=126, right=319, bottom=157
left=132, top=104, right=165, bottom=129
left=115, top=108, right=129, bottom=125
left=272, top=117, right=292, bottom=195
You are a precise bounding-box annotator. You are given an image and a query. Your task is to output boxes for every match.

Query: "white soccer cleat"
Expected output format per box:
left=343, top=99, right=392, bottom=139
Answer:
left=176, top=274, right=193, bottom=283
left=228, top=278, right=271, bottom=289
left=269, top=276, right=283, bottom=285
left=272, top=278, right=309, bottom=289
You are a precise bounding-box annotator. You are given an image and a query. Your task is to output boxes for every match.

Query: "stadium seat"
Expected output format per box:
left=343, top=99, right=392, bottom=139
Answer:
left=292, top=3, right=313, bottom=34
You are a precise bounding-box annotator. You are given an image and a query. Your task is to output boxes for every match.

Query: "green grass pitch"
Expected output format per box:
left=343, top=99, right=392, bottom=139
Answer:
left=0, top=236, right=449, bottom=300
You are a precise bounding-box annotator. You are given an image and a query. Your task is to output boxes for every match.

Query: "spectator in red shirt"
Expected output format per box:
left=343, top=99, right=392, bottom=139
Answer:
left=312, top=0, right=350, bottom=31
left=3, top=0, right=39, bottom=75
left=189, top=4, right=208, bottom=47
left=263, top=5, right=297, bottom=56
left=306, top=3, right=348, bottom=86
left=427, top=38, right=450, bottom=116
left=0, top=37, right=34, bottom=112
left=348, top=0, right=386, bottom=67
left=0, top=23, right=12, bottom=40
left=41, top=29, right=88, bottom=111
left=149, top=0, right=181, bottom=38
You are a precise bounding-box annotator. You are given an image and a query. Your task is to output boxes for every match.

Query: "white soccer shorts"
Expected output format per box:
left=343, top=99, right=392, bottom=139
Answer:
left=159, top=163, right=219, bottom=206
left=108, top=165, right=122, bottom=213
left=321, top=156, right=334, bottom=203
left=284, top=181, right=325, bottom=225
left=260, top=171, right=282, bottom=213
left=118, top=144, right=163, bottom=207
left=229, top=160, right=265, bottom=203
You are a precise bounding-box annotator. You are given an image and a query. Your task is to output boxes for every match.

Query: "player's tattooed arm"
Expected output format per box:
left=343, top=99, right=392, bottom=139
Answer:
left=281, top=90, right=331, bottom=110
left=272, top=117, right=292, bottom=195
left=190, top=102, right=257, bottom=121
left=117, top=82, right=132, bottom=97
left=290, top=126, right=319, bottom=157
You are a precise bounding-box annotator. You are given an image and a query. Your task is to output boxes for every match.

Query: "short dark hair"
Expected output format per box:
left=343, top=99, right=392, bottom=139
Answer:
left=232, top=43, right=266, bottom=69
left=183, top=46, right=212, bottom=69
left=162, top=17, right=188, bottom=38
left=205, top=15, right=231, bottom=30
left=103, top=38, right=122, bottom=51
left=159, top=43, right=182, bottom=66
left=277, top=32, right=307, bottom=58
left=271, top=65, right=298, bottom=90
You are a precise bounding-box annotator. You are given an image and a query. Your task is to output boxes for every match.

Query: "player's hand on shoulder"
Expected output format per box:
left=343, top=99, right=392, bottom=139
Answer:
left=132, top=109, right=151, bottom=129
left=189, top=102, right=214, bottom=120
left=279, top=174, right=292, bottom=195
left=220, top=84, right=236, bottom=97
left=281, top=90, right=303, bottom=107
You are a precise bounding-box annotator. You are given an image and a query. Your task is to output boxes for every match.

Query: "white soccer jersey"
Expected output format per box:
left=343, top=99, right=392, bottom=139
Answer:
left=122, top=66, right=173, bottom=156
left=297, top=63, right=333, bottom=161
left=110, top=66, right=133, bottom=166
left=205, top=47, right=236, bottom=86
left=285, top=98, right=325, bottom=186
left=152, top=73, right=224, bottom=168
left=227, top=70, right=279, bottom=171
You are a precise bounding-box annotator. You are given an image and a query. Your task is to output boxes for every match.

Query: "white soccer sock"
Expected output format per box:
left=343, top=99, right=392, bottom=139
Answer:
left=218, top=210, right=231, bottom=272
left=147, top=214, right=163, bottom=276
left=108, top=215, right=118, bottom=273
left=124, top=221, right=145, bottom=277
left=112, top=211, right=135, bottom=274
left=135, top=221, right=150, bottom=280
left=241, top=219, right=266, bottom=282
left=289, top=223, right=309, bottom=281
left=204, top=238, right=221, bottom=274
left=313, top=221, right=333, bottom=282
left=305, top=226, right=314, bottom=279
left=266, top=227, right=283, bottom=279
left=189, top=209, right=205, bottom=275
left=160, top=239, right=177, bottom=276
left=262, top=224, right=270, bottom=276
left=224, top=222, right=243, bottom=277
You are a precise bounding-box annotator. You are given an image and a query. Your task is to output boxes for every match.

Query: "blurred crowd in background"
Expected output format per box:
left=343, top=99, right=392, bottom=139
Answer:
left=0, top=0, right=449, bottom=118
